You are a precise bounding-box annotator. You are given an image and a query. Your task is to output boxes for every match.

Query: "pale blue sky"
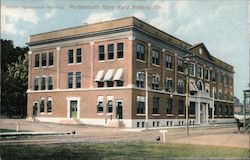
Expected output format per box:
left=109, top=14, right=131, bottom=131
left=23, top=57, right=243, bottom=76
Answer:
left=1, top=0, right=249, bottom=102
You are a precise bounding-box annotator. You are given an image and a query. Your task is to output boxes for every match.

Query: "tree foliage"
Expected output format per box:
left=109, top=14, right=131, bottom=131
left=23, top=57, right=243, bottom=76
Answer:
left=1, top=39, right=29, bottom=118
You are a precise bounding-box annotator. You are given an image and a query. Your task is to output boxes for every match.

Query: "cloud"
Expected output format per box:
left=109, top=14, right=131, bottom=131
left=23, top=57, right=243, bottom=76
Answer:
left=85, top=10, right=119, bottom=24
left=132, top=12, right=146, bottom=19
left=1, top=6, right=39, bottom=35
left=45, top=0, right=57, bottom=18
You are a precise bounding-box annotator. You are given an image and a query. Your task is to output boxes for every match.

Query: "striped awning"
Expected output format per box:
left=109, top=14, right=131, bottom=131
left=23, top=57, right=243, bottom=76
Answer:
left=189, top=82, right=198, bottom=91
left=95, top=70, right=104, bottom=82
left=113, top=68, right=124, bottom=81
left=103, top=69, right=114, bottom=81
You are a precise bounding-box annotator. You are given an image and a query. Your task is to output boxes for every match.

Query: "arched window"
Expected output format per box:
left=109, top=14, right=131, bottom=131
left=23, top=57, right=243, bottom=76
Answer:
left=197, top=81, right=203, bottom=91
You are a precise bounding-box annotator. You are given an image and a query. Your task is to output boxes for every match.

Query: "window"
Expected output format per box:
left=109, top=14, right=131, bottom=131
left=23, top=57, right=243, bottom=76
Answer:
left=177, top=59, right=183, bottom=72
left=136, top=72, right=144, bottom=88
left=219, top=105, right=222, bottom=115
left=166, top=78, right=173, bottom=92
left=152, top=50, right=160, bottom=65
left=98, top=45, right=105, bottom=60
left=205, top=68, right=209, bottom=80
left=34, top=77, right=39, bottom=90
left=108, top=44, right=114, bottom=60
left=75, top=72, right=81, bottom=88
left=137, top=96, right=145, bottom=114
left=97, top=82, right=104, bottom=88
left=41, top=77, right=46, bottom=90
left=197, top=65, right=203, bottom=78
left=67, top=72, right=73, bottom=88
left=189, top=63, right=195, bottom=76
left=47, top=97, right=52, bottom=113
left=166, top=99, right=173, bottom=114
left=48, top=52, right=54, bottom=66
left=165, top=55, right=172, bottom=69
left=117, top=43, right=124, bottom=59
left=35, top=54, right=40, bottom=67
left=42, top=53, right=47, bottom=67
left=197, top=81, right=203, bottom=91
left=48, top=76, right=53, bottom=90
left=224, top=76, right=228, bottom=86
left=218, top=73, right=222, bottom=83
left=153, top=97, right=160, bottom=114
left=68, top=49, right=74, bottom=64
left=177, top=79, right=185, bottom=94
left=76, top=48, right=82, bottom=63
left=116, top=81, right=124, bottom=87
left=178, top=100, right=184, bottom=114
left=225, top=105, right=228, bottom=115
left=230, top=106, right=233, bottom=115
left=152, top=74, right=160, bottom=90
left=106, top=96, right=113, bottom=113
left=97, top=96, right=103, bottom=113
left=40, top=98, right=45, bottom=113
left=136, top=44, right=145, bottom=61
left=212, top=71, right=216, bottom=82
left=189, top=102, right=195, bottom=115
left=107, top=81, right=114, bottom=87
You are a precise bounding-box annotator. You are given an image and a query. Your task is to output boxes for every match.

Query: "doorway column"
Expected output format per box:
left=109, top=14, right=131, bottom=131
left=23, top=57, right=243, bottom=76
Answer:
left=197, top=102, right=201, bottom=124
left=205, top=103, right=209, bottom=124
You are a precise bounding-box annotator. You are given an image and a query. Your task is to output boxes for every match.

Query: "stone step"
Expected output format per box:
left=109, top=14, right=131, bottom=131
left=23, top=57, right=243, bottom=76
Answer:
left=57, top=119, right=81, bottom=125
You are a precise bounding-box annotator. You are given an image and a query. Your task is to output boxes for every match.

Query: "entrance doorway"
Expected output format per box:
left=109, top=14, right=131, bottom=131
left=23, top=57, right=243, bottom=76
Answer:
left=70, top=100, right=78, bottom=118
left=116, top=101, right=123, bottom=119
left=32, top=102, right=38, bottom=117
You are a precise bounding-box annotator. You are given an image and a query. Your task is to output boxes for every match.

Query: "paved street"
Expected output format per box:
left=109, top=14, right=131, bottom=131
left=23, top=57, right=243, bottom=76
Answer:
left=0, top=119, right=249, bottom=148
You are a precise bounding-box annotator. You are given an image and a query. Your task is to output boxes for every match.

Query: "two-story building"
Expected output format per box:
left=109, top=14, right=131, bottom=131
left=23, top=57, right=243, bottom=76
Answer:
left=27, top=17, right=234, bottom=128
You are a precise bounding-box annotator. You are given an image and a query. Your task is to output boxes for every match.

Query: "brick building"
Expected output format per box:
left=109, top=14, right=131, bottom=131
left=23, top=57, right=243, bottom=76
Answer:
left=27, top=17, right=234, bottom=128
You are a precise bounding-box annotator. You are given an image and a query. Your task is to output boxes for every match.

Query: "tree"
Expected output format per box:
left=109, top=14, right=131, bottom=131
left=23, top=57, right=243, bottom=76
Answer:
left=1, top=39, right=29, bottom=118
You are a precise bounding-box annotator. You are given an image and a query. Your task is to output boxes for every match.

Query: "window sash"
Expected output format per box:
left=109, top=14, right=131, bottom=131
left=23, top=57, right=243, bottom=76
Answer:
left=76, top=49, right=82, bottom=63
left=117, top=43, right=124, bottom=58
left=97, top=101, right=104, bottom=112
left=136, top=44, right=145, bottom=61
left=166, top=55, right=172, bottom=69
left=35, top=54, right=40, bottom=67
left=177, top=59, right=183, bottom=72
left=34, top=78, right=39, bottom=90
left=48, top=77, right=53, bottom=90
left=68, top=50, right=74, bottom=63
left=98, top=46, right=105, bottom=60
left=42, top=53, right=46, bottom=66
left=178, top=100, right=184, bottom=114
left=167, top=99, right=173, bottom=114
left=108, top=44, right=114, bottom=60
left=68, top=72, right=73, bottom=88
left=40, top=99, right=45, bottom=112
left=153, top=97, right=160, bottom=114
left=76, top=72, right=81, bottom=88
left=47, top=100, right=52, bottom=112
left=41, top=77, right=46, bottom=90
left=49, top=52, right=54, bottom=66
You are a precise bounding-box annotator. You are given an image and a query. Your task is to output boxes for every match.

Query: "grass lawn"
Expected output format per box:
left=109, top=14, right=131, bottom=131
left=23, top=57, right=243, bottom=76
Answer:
left=0, top=142, right=249, bottom=160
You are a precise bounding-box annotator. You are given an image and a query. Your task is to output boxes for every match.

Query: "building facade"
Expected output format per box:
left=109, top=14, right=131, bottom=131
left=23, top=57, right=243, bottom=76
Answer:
left=27, top=17, right=234, bottom=128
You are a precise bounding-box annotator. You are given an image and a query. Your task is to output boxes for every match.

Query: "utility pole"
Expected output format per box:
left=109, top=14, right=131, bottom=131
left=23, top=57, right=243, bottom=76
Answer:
left=145, top=69, right=149, bottom=130
left=185, top=72, right=189, bottom=136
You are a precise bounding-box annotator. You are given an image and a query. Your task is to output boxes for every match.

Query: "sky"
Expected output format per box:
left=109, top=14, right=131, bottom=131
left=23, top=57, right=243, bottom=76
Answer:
left=1, top=0, right=249, bottom=102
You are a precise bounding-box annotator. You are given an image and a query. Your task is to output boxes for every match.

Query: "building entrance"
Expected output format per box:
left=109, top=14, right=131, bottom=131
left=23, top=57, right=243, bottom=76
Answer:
left=116, top=101, right=123, bottom=119
left=70, top=100, right=78, bottom=118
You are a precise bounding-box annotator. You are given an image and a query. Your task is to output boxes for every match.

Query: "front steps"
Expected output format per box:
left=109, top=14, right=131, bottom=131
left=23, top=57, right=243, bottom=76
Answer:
left=57, top=118, right=82, bottom=125
left=107, top=120, right=125, bottom=128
